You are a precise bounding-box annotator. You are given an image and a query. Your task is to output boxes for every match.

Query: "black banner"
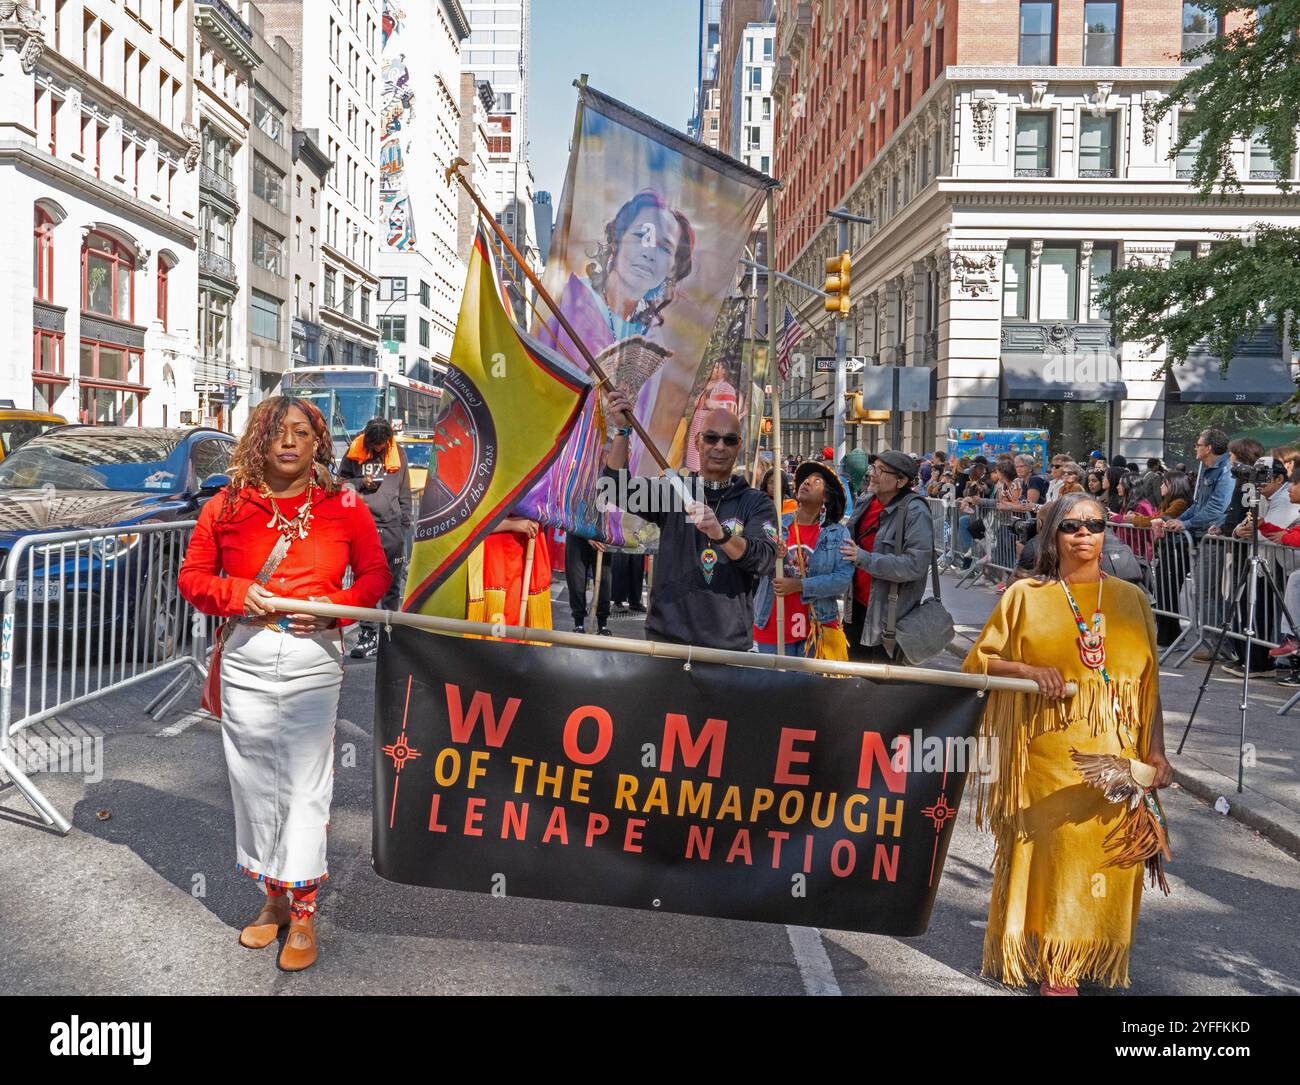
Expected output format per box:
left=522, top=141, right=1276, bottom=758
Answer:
left=373, top=626, right=985, bottom=935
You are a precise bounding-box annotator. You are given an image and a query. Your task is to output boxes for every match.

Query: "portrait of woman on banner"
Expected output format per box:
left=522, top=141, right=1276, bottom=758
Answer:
left=520, top=189, right=697, bottom=544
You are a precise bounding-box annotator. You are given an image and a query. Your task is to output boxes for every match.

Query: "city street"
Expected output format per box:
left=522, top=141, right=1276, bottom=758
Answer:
left=3, top=574, right=1298, bottom=997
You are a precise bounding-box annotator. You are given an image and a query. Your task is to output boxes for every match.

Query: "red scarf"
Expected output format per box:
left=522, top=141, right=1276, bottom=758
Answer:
left=853, top=497, right=884, bottom=606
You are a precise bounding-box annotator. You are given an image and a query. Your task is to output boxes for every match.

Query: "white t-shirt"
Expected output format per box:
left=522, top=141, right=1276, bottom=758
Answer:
left=1264, top=486, right=1300, bottom=529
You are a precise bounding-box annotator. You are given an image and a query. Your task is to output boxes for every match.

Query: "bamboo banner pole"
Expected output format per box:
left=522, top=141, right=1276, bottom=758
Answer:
left=767, top=188, right=785, bottom=657
left=267, top=596, right=1072, bottom=697
left=518, top=535, right=537, bottom=631
left=592, top=546, right=604, bottom=618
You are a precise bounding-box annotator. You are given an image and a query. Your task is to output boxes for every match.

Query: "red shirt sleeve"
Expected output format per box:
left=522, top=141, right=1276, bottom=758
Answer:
left=1278, top=524, right=1300, bottom=548
left=321, top=500, right=393, bottom=613
left=178, top=493, right=256, bottom=618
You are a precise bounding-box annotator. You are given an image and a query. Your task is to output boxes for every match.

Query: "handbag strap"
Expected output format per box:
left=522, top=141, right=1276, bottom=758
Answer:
left=882, top=493, right=942, bottom=656
left=220, top=532, right=295, bottom=646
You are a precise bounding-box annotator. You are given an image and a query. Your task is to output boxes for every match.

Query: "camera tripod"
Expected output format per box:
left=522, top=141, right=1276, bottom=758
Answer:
left=1177, top=483, right=1295, bottom=794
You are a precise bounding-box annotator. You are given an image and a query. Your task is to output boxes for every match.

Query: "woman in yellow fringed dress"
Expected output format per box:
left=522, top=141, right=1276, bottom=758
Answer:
left=962, top=493, right=1173, bottom=995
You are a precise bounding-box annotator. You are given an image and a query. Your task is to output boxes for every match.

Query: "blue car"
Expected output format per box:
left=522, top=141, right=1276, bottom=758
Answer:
left=0, top=426, right=237, bottom=658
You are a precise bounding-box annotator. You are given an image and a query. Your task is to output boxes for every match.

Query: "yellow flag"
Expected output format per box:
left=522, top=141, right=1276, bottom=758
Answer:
left=403, top=223, right=590, bottom=615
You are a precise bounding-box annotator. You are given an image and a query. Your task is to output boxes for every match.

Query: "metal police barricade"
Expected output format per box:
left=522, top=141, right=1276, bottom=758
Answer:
left=0, top=521, right=208, bottom=834
left=954, top=499, right=1021, bottom=587
left=1102, top=519, right=1199, bottom=664
left=1191, top=531, right=1291, bottom=662
left=924, top=496, right=958, bottom=570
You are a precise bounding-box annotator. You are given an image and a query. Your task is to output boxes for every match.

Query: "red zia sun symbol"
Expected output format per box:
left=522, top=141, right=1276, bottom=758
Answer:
left=383, top=734, right=421, bottom=773
left=922, top=793, right=956, bottom=831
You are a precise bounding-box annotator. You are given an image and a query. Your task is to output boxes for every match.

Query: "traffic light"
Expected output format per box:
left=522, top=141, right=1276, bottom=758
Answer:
left=823, top=250, right=851, bottom=316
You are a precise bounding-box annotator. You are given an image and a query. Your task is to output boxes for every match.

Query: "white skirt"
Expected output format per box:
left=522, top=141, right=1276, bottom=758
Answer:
left=220, top=624, right=344, bottom=888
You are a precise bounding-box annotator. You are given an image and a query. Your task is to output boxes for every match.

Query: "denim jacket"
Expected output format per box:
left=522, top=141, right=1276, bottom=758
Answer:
left=1172, top=454, right=1235, bottom=539
left=753, top=514, right=853, bottom=631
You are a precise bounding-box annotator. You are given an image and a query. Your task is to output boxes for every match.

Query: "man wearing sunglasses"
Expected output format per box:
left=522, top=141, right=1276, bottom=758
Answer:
left=602, top=387, right=776, bottom=651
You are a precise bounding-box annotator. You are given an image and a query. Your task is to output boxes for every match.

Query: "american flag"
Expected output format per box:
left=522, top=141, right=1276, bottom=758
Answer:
left=775, top=305, right=804, bottom=381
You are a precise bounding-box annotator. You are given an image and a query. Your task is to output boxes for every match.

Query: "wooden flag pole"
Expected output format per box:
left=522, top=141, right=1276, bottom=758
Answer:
left=518, top=535, right=537, bottom=631
left=768, top=188, right=786, bottom=658
left=444, top=157, right=677, bottom=481
left=592, top=546, right=605, bottom=619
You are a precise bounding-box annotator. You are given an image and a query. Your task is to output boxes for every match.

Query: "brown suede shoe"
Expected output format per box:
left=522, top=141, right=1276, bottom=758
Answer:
left=239, top=893, right=291, bottom=949
left=278, top=913, right=318, bottom=972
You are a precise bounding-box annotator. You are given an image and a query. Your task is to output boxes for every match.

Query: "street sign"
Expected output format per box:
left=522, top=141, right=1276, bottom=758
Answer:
left=814, top=356, right=867, bottom=373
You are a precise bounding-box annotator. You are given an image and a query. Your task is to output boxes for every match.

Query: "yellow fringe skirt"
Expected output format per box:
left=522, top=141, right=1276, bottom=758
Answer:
left=982, top=715, right=1144, bottom=989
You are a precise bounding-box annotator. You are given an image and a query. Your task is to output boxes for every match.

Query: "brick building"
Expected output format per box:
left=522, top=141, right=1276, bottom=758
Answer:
left=772, top=1, right=1298, bottom=465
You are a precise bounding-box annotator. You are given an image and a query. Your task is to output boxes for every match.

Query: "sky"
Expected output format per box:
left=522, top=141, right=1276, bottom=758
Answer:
left=528, top=0, right=700, bottom=201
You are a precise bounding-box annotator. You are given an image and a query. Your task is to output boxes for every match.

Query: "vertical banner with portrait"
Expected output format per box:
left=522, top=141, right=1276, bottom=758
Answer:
left=515, top=84, right=775, bottom=546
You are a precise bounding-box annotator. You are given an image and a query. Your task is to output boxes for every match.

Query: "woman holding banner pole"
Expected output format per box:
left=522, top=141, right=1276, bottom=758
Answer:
left=178, top=397, right=391, bottom=972
left=962, top=493, right=1172, bottom=994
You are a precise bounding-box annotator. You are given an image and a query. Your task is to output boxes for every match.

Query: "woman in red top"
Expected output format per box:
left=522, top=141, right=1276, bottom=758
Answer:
left=178, top=397, right=391, bottom=973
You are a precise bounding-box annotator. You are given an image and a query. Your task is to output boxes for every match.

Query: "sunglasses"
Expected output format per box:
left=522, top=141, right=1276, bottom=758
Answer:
left=701, top=432, right=741, bottom=447
left=1057, top=518, right=1108, bottom=535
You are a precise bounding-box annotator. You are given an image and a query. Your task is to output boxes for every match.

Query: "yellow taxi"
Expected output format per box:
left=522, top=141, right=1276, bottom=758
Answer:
left=0, top=406, right=67, bottom=464
left=396, top=434, right=439, bottom=499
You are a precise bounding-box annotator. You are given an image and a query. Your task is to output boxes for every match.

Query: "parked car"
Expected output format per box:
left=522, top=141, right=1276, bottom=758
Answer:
left=0, top=426, right=237, bottom=657
left=0, top=407, right=67, bottom=464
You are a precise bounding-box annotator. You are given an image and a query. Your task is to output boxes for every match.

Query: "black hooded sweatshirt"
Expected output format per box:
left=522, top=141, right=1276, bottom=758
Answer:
left=604, top=468, right=777, bottom=651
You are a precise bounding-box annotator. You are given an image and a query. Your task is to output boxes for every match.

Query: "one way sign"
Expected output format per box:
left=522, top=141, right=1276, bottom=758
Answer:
left=813, top=356, right=868, bottom=373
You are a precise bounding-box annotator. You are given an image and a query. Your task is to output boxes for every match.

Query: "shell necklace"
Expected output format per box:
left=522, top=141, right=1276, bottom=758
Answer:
left=261, top=481, right=316, bottom=540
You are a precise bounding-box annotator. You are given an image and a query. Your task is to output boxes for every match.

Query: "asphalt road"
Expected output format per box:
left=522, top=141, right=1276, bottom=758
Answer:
left=1, top=606, right=1298, bottom=996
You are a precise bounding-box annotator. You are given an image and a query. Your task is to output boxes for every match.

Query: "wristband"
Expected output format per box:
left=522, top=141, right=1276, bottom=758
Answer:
left=613, top=426, right=633, bottom=437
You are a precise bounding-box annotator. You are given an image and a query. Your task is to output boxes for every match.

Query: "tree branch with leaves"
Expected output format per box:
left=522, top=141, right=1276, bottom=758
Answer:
left=1095, top=2, right=1300, bottom=369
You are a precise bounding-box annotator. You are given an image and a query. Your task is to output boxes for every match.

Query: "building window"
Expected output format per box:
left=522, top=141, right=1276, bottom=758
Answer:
left=748, top=66, right=762, bottom=91
left=250, top=290, right=282, bottom=340
left=200, top=289, right=231, bottom=360
left=1014, top=112, right=1053, bottom=176
left=1019, top=2, right=1057, bottom=65
left=1088, top=243, right=1117, bottom=321
left=252, top=224, right=285, bottom=275
left=379, top=315, right=406, bottom=343
left=763, top=36, right=773, bottom=61
left=1079, top=113, right=1117, bottom=177
left=79, top=384, right=143, bottom=426
left=1083, top=2, right=1120, bottom=65
left=253, top=155, right=287, bottom=210
left=157, top=259, right=169, bottom=330
left=253, top=86, right=285, bottom=145
left=762, top=96, right=772, bottom=121
left=1039, top=245, right=1079, bottom=321
left=419, top=318, right=430, bottom=348
left=80, top=340, right=143, bottom=386
left=1181, top=2, right=1218, bottom=60
left=361, top=289, right=370, bottom=324
left=324, top=271, right=336, bottom=309
left=1250, top=127, right=1283, bottom=180
left=419, top=280, right=430, bottom=307
left=1003, top=245, right=1029, bottom=320
left=1175, top=111, right=1201, bottom=179
left=82, top=232, right=135, bottom=321
left=381, top=276, right=407, bottom=301
left=34, top=327, right=64, bottom=382
left=34, top=208, right=54, bottom=302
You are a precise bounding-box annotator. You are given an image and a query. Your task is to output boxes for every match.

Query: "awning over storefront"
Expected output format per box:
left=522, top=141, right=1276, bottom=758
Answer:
left=1000, top=354, right=1127, bottom=402
left=1168, top=351, right=1296, bottom=405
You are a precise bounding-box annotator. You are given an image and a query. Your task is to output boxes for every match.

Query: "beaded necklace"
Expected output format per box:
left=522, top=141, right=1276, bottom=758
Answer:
left=1060, top=572, right=1136, bottom=750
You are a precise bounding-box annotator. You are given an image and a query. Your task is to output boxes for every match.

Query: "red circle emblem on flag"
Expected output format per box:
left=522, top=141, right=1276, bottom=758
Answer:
left=414, top=366, right=498, bottom=539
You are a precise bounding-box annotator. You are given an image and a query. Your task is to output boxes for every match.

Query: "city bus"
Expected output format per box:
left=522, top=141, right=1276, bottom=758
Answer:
left=278, top=366, right=444, bottom=462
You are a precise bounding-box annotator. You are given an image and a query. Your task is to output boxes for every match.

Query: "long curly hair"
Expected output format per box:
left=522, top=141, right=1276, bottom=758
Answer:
left=585, top=190, right=694, bottom=330
left=223, top=396, right=337, bottom=513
